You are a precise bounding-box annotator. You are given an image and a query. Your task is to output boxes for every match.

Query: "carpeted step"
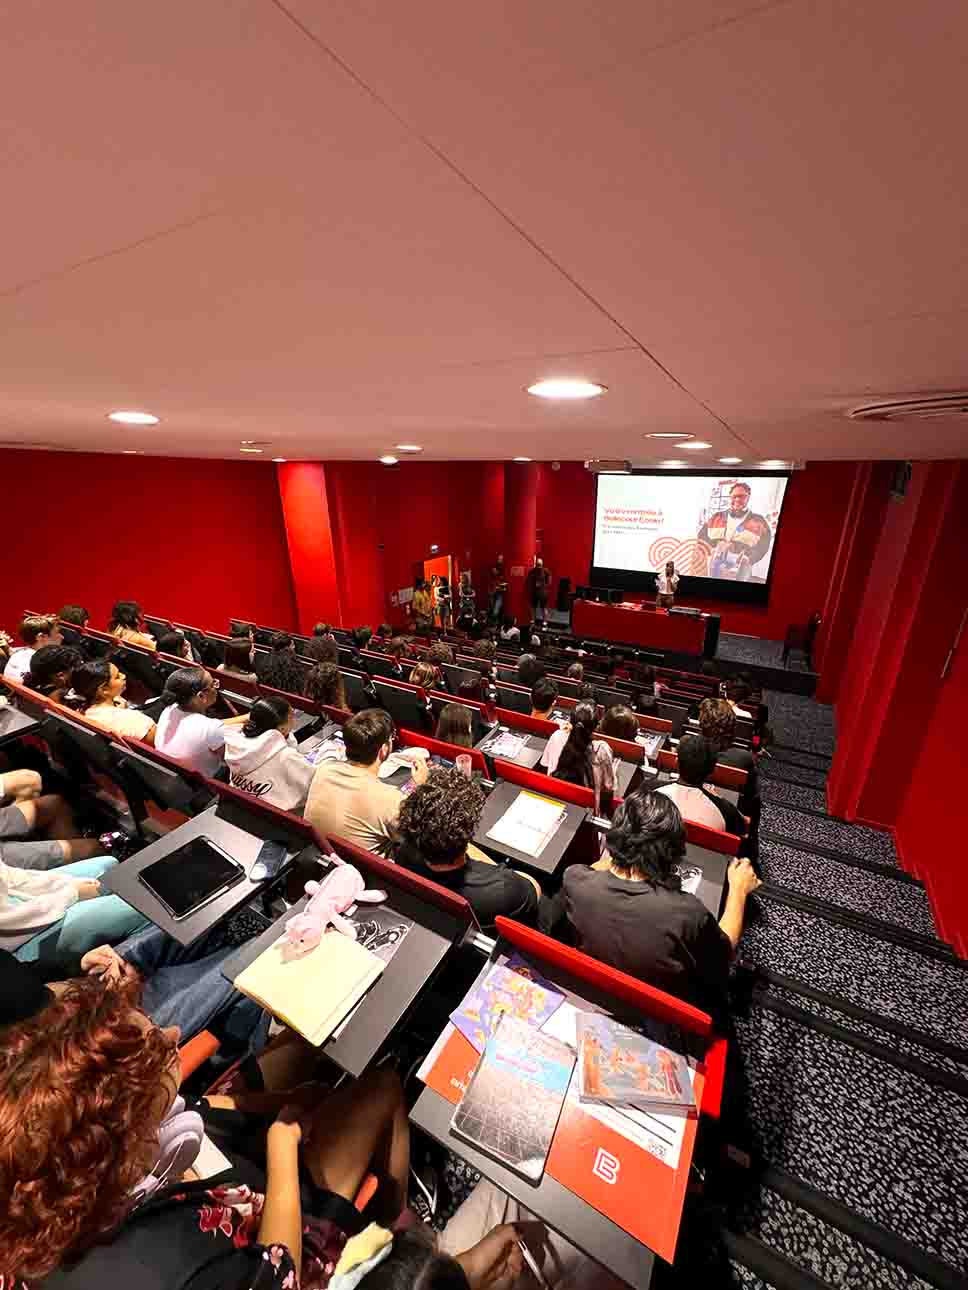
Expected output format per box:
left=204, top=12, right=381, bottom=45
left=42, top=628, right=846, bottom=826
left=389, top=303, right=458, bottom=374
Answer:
left=760, top=802, right=899, bottom=867
left=760, top=780, right=829, bottom=813
left=760, top=763, right=829, bottom=790
left=732, top=1182, right=941, bottom=1290
left=732, top=1004, right=968, bottom=1275
left=757, top=839, right=937, bottom=939
left=737, top=901, right=968, bottom=1048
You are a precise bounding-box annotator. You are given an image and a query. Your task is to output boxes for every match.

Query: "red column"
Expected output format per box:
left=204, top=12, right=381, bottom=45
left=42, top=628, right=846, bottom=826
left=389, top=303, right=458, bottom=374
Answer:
left=503, top=462, right=539, bottom=622
left=276, top=463, right=343, bottom=632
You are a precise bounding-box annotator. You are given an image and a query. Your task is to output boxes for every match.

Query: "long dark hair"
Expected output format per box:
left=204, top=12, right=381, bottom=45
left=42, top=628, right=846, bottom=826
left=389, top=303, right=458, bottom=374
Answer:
left=160, top=666, right=210, bottom=710
left=554, top=701, right=598, bottom=790
left=242, top=696, right=291, bottom=738
left=434, top=703, right=473, bottom=748
left=107, top=601, right=143, bottom=632
left=606, top=791, right=686, bottom=887
left=69, top=659, right=114, bottom=708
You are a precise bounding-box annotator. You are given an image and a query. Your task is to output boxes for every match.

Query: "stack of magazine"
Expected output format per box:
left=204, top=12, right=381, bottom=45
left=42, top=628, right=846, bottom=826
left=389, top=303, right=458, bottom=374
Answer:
left=576, top=1013, right=696, bottom=1115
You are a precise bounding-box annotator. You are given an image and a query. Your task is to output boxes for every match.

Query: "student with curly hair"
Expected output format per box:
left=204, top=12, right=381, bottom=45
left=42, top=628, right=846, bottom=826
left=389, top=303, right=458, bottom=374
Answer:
left=258, top=634, right=306, bottom=697
left=392, top=768, right=539, bottom=930
left=304, top=661, right=350, bottom=713
left=0, top=957, right=412, bottom=1289
left=302, top=634, right=339, bottom=665
left=427, top=641, right=455, bottom=666
left=107, top=600, right=156, bottom=650
left=563, top=791, right=760, bottom=1019
left=21, top=643, right=84, bottom=702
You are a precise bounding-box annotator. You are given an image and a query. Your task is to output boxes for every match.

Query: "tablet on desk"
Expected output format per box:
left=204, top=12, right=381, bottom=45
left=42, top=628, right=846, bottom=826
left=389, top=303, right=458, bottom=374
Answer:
left=138, top=837, right=246, bottom=920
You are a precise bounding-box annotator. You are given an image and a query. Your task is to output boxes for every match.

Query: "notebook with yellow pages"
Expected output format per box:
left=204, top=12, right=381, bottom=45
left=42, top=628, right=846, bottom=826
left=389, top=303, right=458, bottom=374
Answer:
left=233, top=929, right=384, bottom=1046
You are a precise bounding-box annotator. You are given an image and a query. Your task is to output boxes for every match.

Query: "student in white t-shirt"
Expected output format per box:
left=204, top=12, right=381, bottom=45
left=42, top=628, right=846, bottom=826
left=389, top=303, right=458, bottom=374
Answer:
left=2, top=615, right=63, bottom=684
left=657, top=734, right=748, bottom=839
left=154, top=667, right=248, bottom=777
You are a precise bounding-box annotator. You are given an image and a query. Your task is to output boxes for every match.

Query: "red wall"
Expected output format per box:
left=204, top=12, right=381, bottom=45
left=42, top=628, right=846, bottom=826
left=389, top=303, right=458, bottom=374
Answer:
left=0, top=449, right=297, bottom=635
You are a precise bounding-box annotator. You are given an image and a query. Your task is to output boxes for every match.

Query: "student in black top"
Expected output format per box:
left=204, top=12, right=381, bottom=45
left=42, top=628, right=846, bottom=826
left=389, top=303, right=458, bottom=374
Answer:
left=563, top=791, right=760, bottom=1021
left=699, top=697, right=761, bottom=860
left=392, top=768, right=540, bottom=930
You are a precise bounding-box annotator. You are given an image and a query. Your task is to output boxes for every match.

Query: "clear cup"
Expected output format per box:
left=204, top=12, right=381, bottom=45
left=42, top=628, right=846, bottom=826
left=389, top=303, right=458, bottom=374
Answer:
left=456, top=753, right=473, bottom=780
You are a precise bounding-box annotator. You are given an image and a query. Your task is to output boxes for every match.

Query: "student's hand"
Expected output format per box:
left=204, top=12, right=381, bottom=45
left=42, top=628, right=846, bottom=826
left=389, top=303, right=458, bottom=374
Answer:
left=727, top=858, right=761, bottom=896
left=456, top=1224, right=524, bottom=1290
left=75, top=879, right=102, bottom=901
left=81, top=944, right=137, bottom=982
left=410, top=757, right=430, bottom=786
left=268, top=1104, right=308, bottom=1151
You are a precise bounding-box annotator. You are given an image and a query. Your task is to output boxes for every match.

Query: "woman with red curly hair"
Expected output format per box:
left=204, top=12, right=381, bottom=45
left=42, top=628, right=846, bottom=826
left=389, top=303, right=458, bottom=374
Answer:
left=0, top=958, right=410, bottom=1289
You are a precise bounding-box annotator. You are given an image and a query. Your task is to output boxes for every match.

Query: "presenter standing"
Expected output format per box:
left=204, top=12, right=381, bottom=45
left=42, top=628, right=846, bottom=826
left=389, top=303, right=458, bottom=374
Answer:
left=526, top=556, right=553, bottom=623
left=656, top=561, right=679, bottom=608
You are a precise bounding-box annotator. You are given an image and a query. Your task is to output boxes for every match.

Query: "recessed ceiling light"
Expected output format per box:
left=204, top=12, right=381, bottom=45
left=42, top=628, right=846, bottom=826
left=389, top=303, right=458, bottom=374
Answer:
left=395, top=444, right=423, bottom=453
left=272, top=457, right=287, bottom=463
left=513, top=456, right=532, bottom=462
left=760, top=459, right=787, bottom=467
left=379, top=455, right=398, bottom=465
left=658, top=460, right=686, bottom=467
left=122, top=450, right=143, bottom=455
left=644, top=432, right=686, bottom=439
left=108, top=410, right=159, bottom=425
left=679, top=441, right=711, bottom=450
left=718, top=457, right=742, bottom=464
left=239, top=447, right=263, bottom=454
left=527, top=379, right=605, bottom=400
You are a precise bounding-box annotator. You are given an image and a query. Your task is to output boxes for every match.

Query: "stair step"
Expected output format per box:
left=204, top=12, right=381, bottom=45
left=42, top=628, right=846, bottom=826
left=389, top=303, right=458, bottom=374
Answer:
left=761, top=780, right=829, bottom=813
left=761, top=803, right=899, bottom=867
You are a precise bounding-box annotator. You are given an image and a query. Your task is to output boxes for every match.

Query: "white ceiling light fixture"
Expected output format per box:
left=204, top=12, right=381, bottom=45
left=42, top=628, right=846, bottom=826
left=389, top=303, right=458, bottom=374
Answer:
left=122, top=450, right=143, bottom=455
left=108, top=410, right=159, bottom=425
left=658, top=460, right=686, bottom=467
left=513, top=456, right=532, bottom=462
left=272, top=457, right=287, bottom=463
left=644, top=432, right=687, bottom=439
left=379, top=454, right=398, bottom=465
left=760, top=459, right=787, bottom=467
left=239, top=447, right=263, bottom=454
left=527, top=379, right=605, bottom=400
left=678, top=441, right=711, bottom=450
left=395, top=444, right=423, bottom=453
left=718, top=457, right=742, bottom=464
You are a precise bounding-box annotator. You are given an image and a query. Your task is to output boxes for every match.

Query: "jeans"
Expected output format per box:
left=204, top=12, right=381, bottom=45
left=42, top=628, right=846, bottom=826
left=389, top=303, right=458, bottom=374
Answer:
left=533, top=599, right=547, bottom=623
left=491, top=591, right=505, bottom=623
left=14, top=858, right=148, bottom=970
left=119, top=922, right=270, bottom=1058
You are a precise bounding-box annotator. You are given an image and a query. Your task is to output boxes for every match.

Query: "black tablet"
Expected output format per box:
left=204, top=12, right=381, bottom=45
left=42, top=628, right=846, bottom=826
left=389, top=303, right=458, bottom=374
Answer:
left=138, top=837, right=246, bottom=920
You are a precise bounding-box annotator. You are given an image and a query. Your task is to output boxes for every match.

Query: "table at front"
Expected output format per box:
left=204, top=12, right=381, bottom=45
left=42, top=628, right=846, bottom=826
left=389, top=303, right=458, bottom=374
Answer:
left=222, top=879, right=466, bottom=1078
left=571, top=600, right=718, bottom=657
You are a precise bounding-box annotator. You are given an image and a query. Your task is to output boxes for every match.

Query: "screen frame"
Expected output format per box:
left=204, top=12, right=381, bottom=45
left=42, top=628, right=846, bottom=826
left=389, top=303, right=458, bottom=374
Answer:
left=588, top=468, right=792, bottom=607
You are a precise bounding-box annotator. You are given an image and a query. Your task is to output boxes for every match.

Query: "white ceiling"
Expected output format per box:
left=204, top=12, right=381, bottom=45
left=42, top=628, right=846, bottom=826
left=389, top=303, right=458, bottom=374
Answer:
left=1, top=0, right=966, bottom=462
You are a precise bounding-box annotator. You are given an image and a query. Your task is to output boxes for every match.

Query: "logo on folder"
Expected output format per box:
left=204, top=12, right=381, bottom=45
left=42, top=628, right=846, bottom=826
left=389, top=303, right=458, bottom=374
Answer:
left=592, top=1147, right=620, bottom=1185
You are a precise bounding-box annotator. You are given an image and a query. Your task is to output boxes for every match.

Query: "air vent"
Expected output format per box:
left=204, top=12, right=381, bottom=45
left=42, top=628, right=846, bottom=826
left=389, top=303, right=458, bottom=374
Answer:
left=584, top=459, right=631, bottom=473
left=849, top=394, right=968, bottom=422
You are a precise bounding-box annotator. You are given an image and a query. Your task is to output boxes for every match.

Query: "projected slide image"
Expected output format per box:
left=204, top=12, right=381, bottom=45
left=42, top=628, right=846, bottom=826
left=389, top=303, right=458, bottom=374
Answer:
left=593, top=475, right=788, bottom=583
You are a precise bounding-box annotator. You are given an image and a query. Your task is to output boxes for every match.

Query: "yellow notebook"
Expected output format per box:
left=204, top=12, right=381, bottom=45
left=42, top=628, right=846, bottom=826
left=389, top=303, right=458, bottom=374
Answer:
left=234, top=929, right=384, bottom=1046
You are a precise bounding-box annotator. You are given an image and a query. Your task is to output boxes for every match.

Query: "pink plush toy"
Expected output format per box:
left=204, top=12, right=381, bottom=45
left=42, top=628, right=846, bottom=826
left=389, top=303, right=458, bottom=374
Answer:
left=284, top=854, right=387, bottom=955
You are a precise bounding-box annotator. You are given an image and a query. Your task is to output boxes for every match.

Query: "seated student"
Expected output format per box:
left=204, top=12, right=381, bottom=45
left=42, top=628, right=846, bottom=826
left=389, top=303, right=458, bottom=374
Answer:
left=530, top=676, right=559, bottom=720
left=2, top=614, right=63, bottom=682
left=58, top=604, right=90, bottom=630
left=107, top=600, right=156, bottom=650
left=2, top=853, right=145, bottom=971
left=517, top=652, right=545, bottom=688
left=154, top=667, right=248, bottom=777
left=726, top=677, right=754, bottom=719
left=542, top=702, right=614, bottom=814
left=302, top=634, right=339, bottom=665
left=0, top=769, right=101, bottom=871
left=217, top=635, right=261, bottom=684
left=564, top=791, right=761, bottom=1020
left=473, top=637, right=496, bottom=662
left=223, top=696, right=315, bottom=812
left=69, top=660, right=157, bottom=743
left=427, top=641, right=455, bottom=666
left=304, top=661, right=350, bottom=712
left=22, top=644, right=83, bottom=703
left=392, top=768, right=540, bottom=930
left=155, top=629, right=196, bottom=663
left=375, top=621, right=393, bottom=641
left=230, top=620, right=256, bottom=641
left=0, top=956, right=411, bottom=1290
left=566, top=660, right=584, bottom=682
left=259, top=633, right=305, bottom=696
left=599, top=703, right=639, bottom=742
left=409, top=660, right=437, bottom=690
left=499, top=615, right=520, bottom=642
left=699, top=697, right=761, bottom=857
left=657, top=733, right=748, bottom=839
left=435, top=702, right=474, bottom=748
left=313, top=620, right=336, bottom=638
left=305, top=709, right=427, bottom=857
